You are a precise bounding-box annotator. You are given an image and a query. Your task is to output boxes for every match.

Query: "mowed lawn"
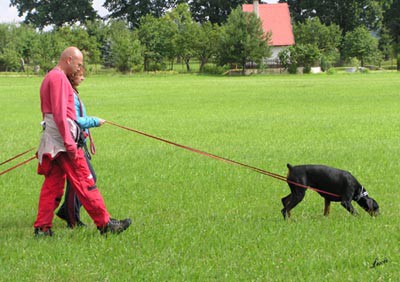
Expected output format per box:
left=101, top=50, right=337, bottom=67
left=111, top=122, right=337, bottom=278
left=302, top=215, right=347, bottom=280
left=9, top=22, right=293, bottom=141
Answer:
left=0, top=73, right=399, bottom=281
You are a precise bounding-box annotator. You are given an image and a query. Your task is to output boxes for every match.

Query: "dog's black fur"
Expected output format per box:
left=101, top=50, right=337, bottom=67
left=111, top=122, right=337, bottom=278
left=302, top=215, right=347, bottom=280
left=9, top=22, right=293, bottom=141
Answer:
left=281, top=164, right=379, bottom=219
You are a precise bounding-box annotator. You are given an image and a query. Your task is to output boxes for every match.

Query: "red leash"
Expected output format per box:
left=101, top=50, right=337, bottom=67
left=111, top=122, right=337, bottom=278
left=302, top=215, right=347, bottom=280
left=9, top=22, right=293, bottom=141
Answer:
left=2, top=122, right=341, bottom=199
left=106, top=121, right=340, bottom=198
left=0, top=147, right=35, bottom=166
left=0, top=155, right=36, bottom=176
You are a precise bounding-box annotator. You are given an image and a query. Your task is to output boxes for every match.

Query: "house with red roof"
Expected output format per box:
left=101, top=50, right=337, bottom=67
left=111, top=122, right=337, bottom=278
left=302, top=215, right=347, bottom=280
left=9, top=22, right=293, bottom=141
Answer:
left=243, top=1, right=295, bottom=65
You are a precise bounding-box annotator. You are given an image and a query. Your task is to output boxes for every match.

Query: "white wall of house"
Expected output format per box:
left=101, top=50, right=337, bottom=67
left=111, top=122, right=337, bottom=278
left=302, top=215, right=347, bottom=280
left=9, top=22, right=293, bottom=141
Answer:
left=265, top=46, right=287, bottom=65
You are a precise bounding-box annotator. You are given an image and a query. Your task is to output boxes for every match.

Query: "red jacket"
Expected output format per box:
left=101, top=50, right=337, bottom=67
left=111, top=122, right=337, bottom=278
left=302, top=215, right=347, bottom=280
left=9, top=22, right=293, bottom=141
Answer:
left=40, top=68, right=77, bottom=155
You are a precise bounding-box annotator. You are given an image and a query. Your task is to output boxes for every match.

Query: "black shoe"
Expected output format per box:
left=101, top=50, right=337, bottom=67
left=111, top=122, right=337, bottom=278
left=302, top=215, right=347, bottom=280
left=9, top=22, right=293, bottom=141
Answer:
left=66, top=220, right=87, bottom=229
left=76, top=220, right=87, bottom=227
left=57, top=210, right=85, bottom=229
left=34, top=227, right=53, bottom=237
left=98, top=218, right=131, bottom=235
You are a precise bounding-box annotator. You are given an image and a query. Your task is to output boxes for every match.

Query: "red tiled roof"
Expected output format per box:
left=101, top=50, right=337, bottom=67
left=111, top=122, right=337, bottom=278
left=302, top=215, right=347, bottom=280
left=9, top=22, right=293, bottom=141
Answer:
left=243, top=3, right=295, bottom=46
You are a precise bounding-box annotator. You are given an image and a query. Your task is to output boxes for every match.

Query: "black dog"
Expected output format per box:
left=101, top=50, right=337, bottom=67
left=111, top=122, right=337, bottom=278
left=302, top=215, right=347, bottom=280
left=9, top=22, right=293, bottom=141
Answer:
left=281, top=164, right=379, bottom=219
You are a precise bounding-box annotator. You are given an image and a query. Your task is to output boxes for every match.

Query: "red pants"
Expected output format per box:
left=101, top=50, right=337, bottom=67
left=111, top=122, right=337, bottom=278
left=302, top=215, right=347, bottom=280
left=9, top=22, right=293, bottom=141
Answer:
left=34, top=149, right=110, bottom=229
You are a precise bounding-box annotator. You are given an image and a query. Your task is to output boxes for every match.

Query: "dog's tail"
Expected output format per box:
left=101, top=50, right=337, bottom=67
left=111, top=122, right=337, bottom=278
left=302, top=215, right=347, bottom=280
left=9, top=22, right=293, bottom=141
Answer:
left=287, top=163, right=293, bottom=170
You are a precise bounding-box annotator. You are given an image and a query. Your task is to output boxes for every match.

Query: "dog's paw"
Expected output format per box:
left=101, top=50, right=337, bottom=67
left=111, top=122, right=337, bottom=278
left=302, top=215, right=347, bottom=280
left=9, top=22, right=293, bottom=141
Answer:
left=281, top=209, right=287, bottom=220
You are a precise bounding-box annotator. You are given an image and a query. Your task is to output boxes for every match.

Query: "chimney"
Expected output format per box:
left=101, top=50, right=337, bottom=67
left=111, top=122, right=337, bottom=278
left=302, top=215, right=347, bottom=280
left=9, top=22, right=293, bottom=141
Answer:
left=253, top=0, right=259, bottom=17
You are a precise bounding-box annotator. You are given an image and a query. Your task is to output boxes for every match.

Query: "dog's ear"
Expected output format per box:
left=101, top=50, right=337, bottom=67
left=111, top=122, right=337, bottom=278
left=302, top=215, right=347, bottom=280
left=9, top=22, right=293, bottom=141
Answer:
left=356, top=197, right=370, bottom=211
left=287, top=163, right=293, bottom=170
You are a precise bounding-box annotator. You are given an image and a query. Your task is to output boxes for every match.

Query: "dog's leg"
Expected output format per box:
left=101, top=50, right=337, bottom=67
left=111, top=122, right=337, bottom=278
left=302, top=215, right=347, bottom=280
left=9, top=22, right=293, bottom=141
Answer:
left=281, top=208, right=291, bottom=219
left=281, top=189, right=305, bottom=220
left=282, top=195, right=291, bottom=218
left=281, top=195, right=291, bottom=207
left=281, top=194, right=291, bottom=219
left=324, top=198, right=331, bottom=216
left=341, top=201, right=358, bottom=216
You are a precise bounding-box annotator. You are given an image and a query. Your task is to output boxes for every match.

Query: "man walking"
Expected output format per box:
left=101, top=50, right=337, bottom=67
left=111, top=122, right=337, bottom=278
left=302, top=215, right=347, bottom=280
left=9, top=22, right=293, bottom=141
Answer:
left=34, top=46, right=131, bottom=236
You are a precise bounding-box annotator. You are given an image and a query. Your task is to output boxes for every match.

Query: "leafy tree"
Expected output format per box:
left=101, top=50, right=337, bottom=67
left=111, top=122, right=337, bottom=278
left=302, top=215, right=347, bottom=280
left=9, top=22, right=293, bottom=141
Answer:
left=23, top=27, right=40, bottom=64
left=278, top=47, right=297, bottom=74
left=194, top=22, right=220, bottom=72
left=84, top=20, right=117, bottom=68
left=294, top=18, right=342, bottom=67
left=165, top=4, right=198, bottom=72
left=378, top=26, right=394, bottom=60
left=24, top=27, right=94, bottom=72
left=158, top=17, right=178, bottom=70
left=108, top=21, right=143, bottom=72
left=85, top=20, right=110, bottom=67
left=54, top=26, right=101, bottom=66
left=383, top=0, right=400, bottom=45
left=280, top=0, right=383, bottom=34
left=190, top=0, right=251, bottom=25
left=29, top=31, right=68, bottom=72
left=10, top=0, right=98, bottom=29
left=278, top=44, right=321, bottom=73
left=382, top=0, right=400, bottom=69
left=0, top=24, right=20, bottom=72
left=294, top=18, right=342, bottom=52
left=217, top=7, right=271, bottom=72
left=104, top=0, right=179, bottom=29
left=398, top=53, right=400, bottom=70
left=138, top=15, right=176, bottom=71
left=342, top=26, right=380, bottom=66
left=0, top=25, right=9, bottom=53
left=295, top=44, right=322, bottom=73
left=105, top=0, right=253, bottom=27
left=0, top=48, right=20, bottom=72
left=0, top=23, right=39, bottom=71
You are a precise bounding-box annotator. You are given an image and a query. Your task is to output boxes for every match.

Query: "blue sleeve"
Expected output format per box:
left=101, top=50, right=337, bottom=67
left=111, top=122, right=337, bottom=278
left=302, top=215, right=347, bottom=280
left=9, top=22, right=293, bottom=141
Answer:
left=74, top=94, right=100, bottom=129
left=76, top=116, right=100, bottom=129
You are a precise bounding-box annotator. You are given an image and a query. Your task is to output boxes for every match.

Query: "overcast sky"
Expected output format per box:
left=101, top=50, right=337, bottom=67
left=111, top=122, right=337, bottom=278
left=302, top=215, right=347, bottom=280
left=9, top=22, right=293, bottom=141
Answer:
left=0, top=0, right=278, bottom=24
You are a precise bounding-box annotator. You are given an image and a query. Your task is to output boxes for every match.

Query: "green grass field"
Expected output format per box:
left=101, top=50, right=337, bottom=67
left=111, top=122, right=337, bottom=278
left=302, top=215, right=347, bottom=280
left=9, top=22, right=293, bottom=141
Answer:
left=0, top=72, right=399, bottom=281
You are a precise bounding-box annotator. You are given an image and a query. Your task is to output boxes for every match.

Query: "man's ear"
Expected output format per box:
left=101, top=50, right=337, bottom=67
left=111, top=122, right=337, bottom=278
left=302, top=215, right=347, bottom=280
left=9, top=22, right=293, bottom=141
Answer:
left=66, top=56, right=73, bottom=64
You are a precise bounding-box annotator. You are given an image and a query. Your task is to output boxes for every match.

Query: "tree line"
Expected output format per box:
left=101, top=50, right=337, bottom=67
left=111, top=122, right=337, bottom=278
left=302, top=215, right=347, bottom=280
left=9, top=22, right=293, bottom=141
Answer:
left=1, top=4, right=270, bottom=73
left=1, top=0, right=400, bottom=73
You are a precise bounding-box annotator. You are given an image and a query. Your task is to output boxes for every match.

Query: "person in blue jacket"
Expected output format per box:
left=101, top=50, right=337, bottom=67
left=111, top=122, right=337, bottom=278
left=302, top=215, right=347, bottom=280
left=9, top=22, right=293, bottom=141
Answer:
left=56, top=66, right=106, bottom=228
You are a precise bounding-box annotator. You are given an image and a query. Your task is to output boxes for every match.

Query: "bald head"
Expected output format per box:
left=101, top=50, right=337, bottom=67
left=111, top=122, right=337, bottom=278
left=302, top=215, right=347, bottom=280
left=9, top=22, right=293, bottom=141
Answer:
left=57, top=46, right=84, bottom=76
left=60, top=47, right=82, bottom=60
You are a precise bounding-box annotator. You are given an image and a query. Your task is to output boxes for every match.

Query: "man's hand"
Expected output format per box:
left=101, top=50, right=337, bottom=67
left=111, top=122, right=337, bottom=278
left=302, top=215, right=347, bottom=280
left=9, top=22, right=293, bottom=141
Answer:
left=67, top=149, right=77, bottom=160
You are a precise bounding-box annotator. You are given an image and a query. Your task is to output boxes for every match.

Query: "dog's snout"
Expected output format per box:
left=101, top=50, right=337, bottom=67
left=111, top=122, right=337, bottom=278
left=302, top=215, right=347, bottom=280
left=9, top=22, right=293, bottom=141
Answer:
left=368, top=208, right=379, bottom=216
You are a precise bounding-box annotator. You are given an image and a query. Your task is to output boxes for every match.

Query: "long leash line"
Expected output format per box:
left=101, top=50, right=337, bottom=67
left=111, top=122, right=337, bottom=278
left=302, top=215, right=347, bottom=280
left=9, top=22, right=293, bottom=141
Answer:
left=0, top=147, right=35, bottom=166
left=0, top=155, right=36, bottom=176
left=1, top=122, right=341, bottom=199
left=106, top=121, right=340, bottom=198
